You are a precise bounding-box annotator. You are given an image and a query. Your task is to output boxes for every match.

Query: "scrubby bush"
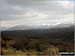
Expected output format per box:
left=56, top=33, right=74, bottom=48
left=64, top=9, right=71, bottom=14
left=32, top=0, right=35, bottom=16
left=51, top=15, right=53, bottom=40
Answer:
left=44, top=46, right=59, bottom=56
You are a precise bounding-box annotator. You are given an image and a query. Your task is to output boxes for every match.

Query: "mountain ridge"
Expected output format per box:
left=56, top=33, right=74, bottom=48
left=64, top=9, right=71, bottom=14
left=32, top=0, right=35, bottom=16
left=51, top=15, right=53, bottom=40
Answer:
left=1, top=26, right=74, bottom=41
left=2, top=23, right=74, bottom=31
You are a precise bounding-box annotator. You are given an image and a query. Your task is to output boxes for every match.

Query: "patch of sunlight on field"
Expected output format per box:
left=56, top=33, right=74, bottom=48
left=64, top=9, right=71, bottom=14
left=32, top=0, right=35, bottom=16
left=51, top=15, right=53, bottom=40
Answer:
left=2, top=48, right=38, bottom=55
left=1, top=47, right=59, bottom=56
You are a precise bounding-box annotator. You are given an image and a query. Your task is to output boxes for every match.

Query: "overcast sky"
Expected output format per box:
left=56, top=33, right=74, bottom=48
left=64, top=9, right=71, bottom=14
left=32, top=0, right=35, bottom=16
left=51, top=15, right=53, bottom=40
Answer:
left=0, top=0, right=74, bottom=29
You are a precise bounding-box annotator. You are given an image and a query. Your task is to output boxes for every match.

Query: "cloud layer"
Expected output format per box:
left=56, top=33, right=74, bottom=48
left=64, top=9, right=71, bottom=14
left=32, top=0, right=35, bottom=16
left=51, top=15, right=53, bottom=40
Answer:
left=0, top=0, right=74, bottom=28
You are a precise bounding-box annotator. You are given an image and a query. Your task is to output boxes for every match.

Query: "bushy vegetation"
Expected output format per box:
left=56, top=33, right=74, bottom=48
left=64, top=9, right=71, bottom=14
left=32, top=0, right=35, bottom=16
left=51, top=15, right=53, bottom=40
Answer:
left=1, top=36, right=74, bottom=55
left=1, top=28, right=74, bottom=55
left=1, top=36, right=60, bottom=55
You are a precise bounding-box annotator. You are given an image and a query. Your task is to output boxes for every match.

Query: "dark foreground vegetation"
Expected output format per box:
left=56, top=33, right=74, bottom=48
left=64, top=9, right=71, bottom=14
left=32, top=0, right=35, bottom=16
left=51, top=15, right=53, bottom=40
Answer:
left=1, top=26, right=74, bottom=55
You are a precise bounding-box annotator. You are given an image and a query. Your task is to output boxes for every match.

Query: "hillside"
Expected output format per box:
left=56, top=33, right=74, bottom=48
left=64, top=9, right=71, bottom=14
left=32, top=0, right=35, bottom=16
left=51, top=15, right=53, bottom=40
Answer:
left=1, top=26, right=74, bottom=55
left=1, top=26, right=74, bottom=40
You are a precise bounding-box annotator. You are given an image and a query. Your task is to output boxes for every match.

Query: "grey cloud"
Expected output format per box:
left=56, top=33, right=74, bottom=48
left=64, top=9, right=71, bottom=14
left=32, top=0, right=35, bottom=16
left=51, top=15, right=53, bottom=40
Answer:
left=0, top=0, right=74, bottom=23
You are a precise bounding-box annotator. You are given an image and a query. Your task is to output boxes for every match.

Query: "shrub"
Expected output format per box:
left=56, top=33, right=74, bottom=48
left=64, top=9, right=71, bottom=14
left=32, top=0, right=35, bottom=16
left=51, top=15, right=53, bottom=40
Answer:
left=44, top=46, right=59, bottom=56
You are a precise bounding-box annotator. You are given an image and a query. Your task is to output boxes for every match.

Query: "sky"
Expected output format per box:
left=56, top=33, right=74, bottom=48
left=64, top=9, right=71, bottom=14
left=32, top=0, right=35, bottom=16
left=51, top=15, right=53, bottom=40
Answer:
left=0, top=0, right=75, bottom=29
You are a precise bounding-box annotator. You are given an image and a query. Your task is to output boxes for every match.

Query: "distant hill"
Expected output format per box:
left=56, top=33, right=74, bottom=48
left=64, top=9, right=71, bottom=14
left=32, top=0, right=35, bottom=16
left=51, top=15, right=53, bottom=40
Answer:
left=2, top=23, right=74, bottom=31
left=1, top=26, right=74, bottom=41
